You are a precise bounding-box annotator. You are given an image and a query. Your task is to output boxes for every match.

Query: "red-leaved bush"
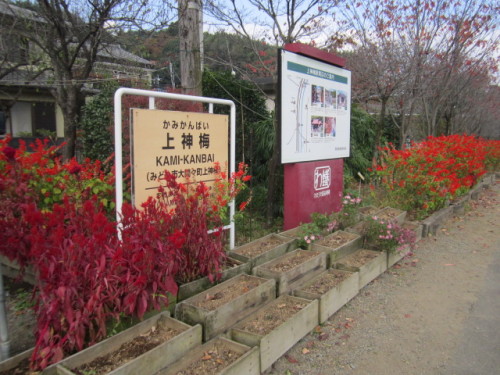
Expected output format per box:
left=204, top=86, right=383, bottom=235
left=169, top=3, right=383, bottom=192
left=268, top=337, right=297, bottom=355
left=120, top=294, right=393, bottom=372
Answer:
left=24, top=197, right=121, bottom=369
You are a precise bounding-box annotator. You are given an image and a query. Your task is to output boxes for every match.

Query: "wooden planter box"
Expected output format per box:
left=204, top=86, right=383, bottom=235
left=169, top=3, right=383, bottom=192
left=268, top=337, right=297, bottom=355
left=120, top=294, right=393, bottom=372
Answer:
left=0, top=348, right=33, bottom=373
left=177, top=257, right=251, bottom=301
left=175, top=274, right=275, bottom=341
left=43, top=312, right=201, bottom=375
left=311, top=230, right=362, bottom=267
left=377, top=207, right=407, bottom=224
left=231, top=295, right=319, bottom=372
left=228, top=234, right=296, bottom=269
left=158, top=337, right=260, bottom=375
left=252, top=249, right=327, bottom=296
left=294, top=269, right=359, bottom=323
left=333, top=249, right=387, bottom=289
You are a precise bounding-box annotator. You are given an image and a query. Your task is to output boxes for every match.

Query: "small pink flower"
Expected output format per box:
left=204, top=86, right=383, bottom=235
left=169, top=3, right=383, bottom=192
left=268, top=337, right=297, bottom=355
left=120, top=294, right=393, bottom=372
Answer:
left=311, top=235, right=316, bottom=241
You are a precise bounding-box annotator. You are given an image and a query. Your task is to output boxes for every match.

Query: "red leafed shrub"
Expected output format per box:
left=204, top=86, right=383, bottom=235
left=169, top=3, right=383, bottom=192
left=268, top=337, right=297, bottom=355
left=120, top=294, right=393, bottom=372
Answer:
left=151, top=171, right=227, bottom=284
left=25, top=197, right=121, bottom=369
left=118, top=201, right=181, bottom=317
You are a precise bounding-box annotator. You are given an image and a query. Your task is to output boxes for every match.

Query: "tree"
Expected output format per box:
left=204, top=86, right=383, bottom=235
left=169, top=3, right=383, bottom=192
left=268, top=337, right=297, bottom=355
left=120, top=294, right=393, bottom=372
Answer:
left=204, top=0, right=344, bottom=223
left=178, top=0, right=203, bottom=95
left=8, top=0, right=174, bottom=160
left=336, top=0, right=499, bottom=149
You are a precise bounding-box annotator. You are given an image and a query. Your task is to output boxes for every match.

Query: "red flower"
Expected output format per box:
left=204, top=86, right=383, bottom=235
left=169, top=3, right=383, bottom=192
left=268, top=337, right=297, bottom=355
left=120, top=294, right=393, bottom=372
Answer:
left=69, top=165, right=82, bottom=175
left=2, top=146, right=16, bottom=161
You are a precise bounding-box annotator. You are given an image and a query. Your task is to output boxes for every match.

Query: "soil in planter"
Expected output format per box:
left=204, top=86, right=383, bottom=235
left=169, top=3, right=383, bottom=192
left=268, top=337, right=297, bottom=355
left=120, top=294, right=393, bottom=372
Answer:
left=317, top=232, right=357, bottom=248
left=300, top=271, right=351, bottom=295
left=236, top=296, right=307, bottom=336
left=189, top=275, right=263, bottom=311
left=173, top=340, right=242, bottom=375
left=0, top=359, right=31, bottom=375
left=234, top=237, right=285, bottom=258
left=72, top=319, right=183, bottom=375
left=339, top=250, right=379, bottom=268
left=266, top=251, right=318, bottom=273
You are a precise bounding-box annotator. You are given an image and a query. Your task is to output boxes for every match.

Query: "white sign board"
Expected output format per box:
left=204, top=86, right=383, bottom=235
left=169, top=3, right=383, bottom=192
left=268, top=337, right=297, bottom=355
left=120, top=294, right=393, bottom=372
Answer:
left=280, top=49, right=351, bottom=163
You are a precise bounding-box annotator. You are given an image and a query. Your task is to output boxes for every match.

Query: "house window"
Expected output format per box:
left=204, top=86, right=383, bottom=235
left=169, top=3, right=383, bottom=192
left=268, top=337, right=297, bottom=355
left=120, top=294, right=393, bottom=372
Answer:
left=0, top=110, right=6, bottom=136
left=32, top=102, right=56, bottom=135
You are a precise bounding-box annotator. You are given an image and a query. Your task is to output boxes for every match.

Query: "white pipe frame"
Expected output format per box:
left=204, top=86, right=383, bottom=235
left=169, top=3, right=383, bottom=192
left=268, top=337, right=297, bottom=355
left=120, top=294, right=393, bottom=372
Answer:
left=114, top=88, right=237, bottom=249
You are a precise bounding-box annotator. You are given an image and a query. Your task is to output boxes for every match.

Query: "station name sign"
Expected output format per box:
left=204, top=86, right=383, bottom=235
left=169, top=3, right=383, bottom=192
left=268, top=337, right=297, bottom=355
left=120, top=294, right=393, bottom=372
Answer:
left=130, top=108, right=229, bottom=206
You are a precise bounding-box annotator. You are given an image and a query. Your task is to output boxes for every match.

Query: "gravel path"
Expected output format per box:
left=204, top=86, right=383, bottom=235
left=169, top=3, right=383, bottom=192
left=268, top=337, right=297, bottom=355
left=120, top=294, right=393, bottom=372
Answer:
left=265, top=182, right=500, bottom=375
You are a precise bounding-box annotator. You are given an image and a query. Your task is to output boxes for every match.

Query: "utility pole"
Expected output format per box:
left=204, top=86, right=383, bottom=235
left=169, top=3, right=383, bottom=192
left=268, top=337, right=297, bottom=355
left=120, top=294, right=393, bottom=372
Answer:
left=178, top=0, right=203, bottom=96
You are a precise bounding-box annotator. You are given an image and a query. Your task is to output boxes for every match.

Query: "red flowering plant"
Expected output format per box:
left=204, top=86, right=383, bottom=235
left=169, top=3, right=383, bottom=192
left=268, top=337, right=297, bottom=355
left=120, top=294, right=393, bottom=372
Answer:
left=372, top=134, right=497, bottom=219
left=208, top=161, right=252, bottom=225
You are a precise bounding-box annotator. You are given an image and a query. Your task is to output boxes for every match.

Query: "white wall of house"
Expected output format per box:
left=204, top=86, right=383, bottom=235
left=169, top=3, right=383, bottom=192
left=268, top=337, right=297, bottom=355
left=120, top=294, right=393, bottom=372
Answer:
left=10, top=101, right=31, bottom=136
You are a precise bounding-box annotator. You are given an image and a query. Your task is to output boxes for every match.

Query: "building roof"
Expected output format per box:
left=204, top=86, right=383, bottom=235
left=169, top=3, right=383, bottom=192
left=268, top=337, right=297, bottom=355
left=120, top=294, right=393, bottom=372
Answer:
left=0, top=1, right=152, bottom=67
left=98, top=44, right=152, bottom=66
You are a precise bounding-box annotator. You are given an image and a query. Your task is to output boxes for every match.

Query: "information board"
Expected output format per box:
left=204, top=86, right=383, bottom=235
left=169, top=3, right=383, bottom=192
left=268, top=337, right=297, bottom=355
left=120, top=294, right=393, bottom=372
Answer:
left=281, top=49, right=351, bottom=163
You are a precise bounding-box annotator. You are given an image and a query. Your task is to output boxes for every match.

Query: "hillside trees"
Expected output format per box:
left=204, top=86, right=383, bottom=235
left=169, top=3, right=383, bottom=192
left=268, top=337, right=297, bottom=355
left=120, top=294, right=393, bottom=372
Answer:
left=7, top=0, right=175, bottom=160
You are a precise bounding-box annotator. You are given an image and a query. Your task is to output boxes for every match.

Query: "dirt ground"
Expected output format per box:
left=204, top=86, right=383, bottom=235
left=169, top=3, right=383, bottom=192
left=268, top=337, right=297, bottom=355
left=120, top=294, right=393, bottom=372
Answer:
left=265, top=182, right=500, bottom=375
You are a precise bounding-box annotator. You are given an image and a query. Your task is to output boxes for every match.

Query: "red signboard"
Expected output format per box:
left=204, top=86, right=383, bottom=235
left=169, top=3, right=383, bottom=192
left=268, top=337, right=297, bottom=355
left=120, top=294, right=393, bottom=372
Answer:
left=283, top=159, right=343, bottom=230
